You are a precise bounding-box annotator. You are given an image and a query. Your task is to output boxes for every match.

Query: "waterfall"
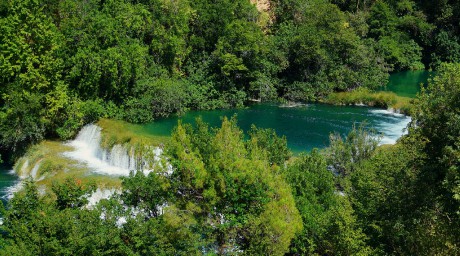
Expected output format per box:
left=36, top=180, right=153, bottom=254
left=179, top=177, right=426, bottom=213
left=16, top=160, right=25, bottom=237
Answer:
left=103, top=145, right=137, bottom=171
left=64, top=124, right=161, bottom=176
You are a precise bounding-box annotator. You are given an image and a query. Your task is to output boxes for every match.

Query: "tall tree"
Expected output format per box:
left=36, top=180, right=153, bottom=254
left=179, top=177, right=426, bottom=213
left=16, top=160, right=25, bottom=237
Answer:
left=0, top=0, right=66, bottom=159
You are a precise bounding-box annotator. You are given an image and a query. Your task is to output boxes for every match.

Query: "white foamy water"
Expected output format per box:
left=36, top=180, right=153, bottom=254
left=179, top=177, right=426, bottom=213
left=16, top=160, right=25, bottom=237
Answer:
left=3, top=161, right=42, bottom=200
left=369, top=109, right=411, bottom=145
left=64, top=124, right=162, bottom=176
left=29, top=160, right=42, bottom=180
left=5, top=181, right=23, bottom=200
left=86, top=188, right=119, bottom=208
left=64, top=125, right=132, bottom=175
left=369, top=109, right=405, bottom=117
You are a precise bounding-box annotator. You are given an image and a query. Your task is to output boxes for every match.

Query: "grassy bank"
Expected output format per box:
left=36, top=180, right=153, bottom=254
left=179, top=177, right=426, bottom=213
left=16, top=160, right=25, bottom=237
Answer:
left=97, top=119, right=170, bottom=149
left=14, top=141, right=122, bottom=193
left=323, top=88, right=416, bottom=115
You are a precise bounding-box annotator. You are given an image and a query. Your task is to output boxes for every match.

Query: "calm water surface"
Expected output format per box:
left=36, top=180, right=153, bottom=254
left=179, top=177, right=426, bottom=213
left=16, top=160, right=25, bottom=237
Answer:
left=379, top=70, right=433, bottom=98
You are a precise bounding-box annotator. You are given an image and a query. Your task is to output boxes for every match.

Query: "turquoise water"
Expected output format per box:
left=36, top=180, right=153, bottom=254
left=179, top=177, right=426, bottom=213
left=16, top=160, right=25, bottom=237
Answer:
left=0, top=165, right=18, bottom=203
left=139, top=104, right=410, bottom=153
left=139, top=71, right=433, bottom=153
left=379, top=70, right=433, bottom=98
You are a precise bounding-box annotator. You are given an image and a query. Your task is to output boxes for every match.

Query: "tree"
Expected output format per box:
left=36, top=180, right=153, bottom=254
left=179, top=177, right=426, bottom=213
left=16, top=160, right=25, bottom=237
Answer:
left=0, top=0, right=64, bottom=159
left=247, top=125, right=291, bottom=166
left=285, top=150, right=371, bottom=255
left=324, top=123, right=380, bottom=177
left=344, top=64, right=460, bottom=255
left=348, top=143, right=428, bottom=254
left=165, top=117, right=302, bottom=254
left=0, top=179, right=129, bottom=255
left=274, top=0, right=388, bottom=100
left=411, top=63, right=460, bottom=231
left=52, top=177, right=96, bottom=210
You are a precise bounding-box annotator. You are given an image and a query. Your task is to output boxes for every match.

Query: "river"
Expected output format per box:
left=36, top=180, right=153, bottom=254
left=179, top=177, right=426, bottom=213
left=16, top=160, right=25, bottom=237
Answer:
left=0, top=71, right=432, bottom=200
left=137, top=103, right=410, bottom=153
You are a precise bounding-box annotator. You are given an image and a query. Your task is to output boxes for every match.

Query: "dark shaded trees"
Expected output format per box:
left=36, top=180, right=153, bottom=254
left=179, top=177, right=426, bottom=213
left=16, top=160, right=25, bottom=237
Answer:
left=285, top=150, right=372, bottom=255
left=273, top=0, right=388, bottom=101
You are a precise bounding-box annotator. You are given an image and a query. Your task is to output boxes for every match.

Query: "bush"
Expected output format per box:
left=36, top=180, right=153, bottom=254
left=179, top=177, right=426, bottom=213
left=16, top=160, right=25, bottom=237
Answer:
left=123, top=78, right=189, bottom=123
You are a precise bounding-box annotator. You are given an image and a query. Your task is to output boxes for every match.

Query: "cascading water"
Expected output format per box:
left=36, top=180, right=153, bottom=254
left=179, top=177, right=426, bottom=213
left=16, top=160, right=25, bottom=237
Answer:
left=29, top=160, right=42, bottom=181
left=64, top=124, right=161, bottom=176
left=368, top=109, right=412, bottom=145
left=103, top=145, right=137, bottom=171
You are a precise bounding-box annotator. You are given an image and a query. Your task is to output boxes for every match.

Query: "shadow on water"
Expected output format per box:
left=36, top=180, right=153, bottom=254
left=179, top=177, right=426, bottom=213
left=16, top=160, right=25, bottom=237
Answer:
left=379, top=70, right=434, bottom=98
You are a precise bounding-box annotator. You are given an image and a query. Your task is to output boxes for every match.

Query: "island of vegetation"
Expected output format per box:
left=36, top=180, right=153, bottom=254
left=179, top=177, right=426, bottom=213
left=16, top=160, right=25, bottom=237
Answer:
left=1, top=0, right=460, bottom=255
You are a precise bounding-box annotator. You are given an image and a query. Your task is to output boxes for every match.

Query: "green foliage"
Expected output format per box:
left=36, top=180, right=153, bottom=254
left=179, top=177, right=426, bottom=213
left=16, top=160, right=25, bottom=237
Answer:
left=123, top=78, right=189, bottom=123
left=285, top=150, right=372, bottom=255
left=120, top=171, right=171, bottom=218
left=325, top=123, right=381, bottom=177
left=1, top=118, right=302, bottom=255
left=326, top=87, right=396, bottom=107
left=347, top=143, right=437, bottom=254
left=375, top=34, right=424, bottom=71
left=247, top=125, right=291, bottom=166
left=0, top=0, right=60, bottom=158
left=342, top=64, right=460, bottom=255
left=410, top=63, right=460, bottom=233
left=0, top=91, right=45, bottom=155
left=4, top=0, right=460, bottom=254
left=430, top=30, right=460, bottom=68
left=166, top=117, right=302, bottom=254
left=325, top=87, right=416, bottom=114
left=368, top=1, right=426, bottom=71
left=0, top=180, right=128, bottom=255
left=274, top=0, right=388, bottom=100
left=52, top=177, right=96, bottom=210
left=2, top=0, right=459, bottom=160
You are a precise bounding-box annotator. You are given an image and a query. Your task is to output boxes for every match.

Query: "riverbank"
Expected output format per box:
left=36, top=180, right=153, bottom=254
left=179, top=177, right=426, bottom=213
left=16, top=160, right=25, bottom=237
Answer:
left=323, top=88, right=416, bottom=115
left=97, top=119, right=170, bottom=149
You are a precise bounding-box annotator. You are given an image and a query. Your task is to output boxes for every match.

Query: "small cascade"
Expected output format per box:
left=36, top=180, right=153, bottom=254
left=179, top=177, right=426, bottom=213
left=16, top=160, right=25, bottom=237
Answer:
left=101, top=145, right=137, bottom=171
left=3, top=159, right=40, bottom=200
left=74, top=124, right=103, bottom=156
left=29, top=161, right=42, bottom=180
left=64, top=124, right=162, bottom=176
left=86, top=188, right=119, bottom=208
left=18, top=159, right=29, bottom=178
left=368, top=109, right=412, bottom=145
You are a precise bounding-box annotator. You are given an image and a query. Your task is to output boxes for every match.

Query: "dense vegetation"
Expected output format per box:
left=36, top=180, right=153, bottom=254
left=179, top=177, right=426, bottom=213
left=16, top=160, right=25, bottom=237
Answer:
left=1, top=0, right=460, bottom=161
left=0, top=63, right=459, bottom=254
left=1, top=0, right=460, bottom=254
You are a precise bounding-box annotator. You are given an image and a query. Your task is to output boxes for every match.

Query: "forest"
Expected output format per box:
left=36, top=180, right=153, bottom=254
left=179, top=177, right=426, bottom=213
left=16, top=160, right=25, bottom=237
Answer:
left=0, top=0, right=460, bottom=255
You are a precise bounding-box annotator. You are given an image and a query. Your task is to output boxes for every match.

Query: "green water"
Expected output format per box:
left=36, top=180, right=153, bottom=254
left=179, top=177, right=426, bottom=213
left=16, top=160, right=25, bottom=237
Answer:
left=138, top=103, right=411, bottom=153
left=139, top=71, right=433, bottom=153
left=0, top=71, right=431, bottom=200
left=379, top=70, right=433, bottom=98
